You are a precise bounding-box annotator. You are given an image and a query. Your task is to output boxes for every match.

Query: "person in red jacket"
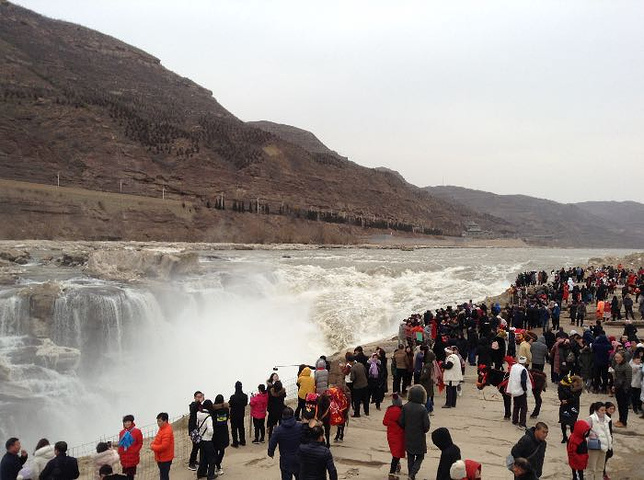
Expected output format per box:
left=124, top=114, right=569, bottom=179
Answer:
left=567, top=420, right=590, bottom=480
left=250, top=384, right=269, bottom=443
left=117, top=415, right=143, bottom=480
left=150, top=413, right=174, bottom=480
left=382, top=394, right=405, bottom=480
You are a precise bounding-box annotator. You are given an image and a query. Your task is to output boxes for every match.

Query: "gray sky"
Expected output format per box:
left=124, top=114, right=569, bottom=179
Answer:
left=14, top=0, right=644, bottom=203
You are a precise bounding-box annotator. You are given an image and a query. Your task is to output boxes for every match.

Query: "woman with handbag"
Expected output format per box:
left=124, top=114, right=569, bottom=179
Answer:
left=586, top=402, right=612, bottom=480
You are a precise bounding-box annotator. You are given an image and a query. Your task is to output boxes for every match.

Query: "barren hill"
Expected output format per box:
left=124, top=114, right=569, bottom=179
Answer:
left=425, top=185, right=644, bottom=248
left=0, top=2, right=511, bottom=242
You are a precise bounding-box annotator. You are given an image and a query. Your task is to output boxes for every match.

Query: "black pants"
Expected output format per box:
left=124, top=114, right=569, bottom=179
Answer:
left=253, top=417, right=265, bottom=441
left=335, top=425, right=345, bottom=441
left=402, top=371, right=413, bottom=392
left=197, top=441, right=216, bottom=479
left=189, top=441, right=200, bottom=465
left=532, top=363, right=544, bottom=372
left=572, top=468, right=584, bottom=480
left=231, top=417, right=245, bottom=446
left=353, top=387, right=369, bottom=415
left=294, top=398, right=306, bottom=420
left=592, top=365, right=609, bottom=392
left=445, top=384, right=457, bottom=407
left=625, top=306, right=634, bottom=319
left=512, top=394, right=527, bottom=426
left=631, top=387, right=642, bottom=413
left=531, top=389, right=542, bottom=417
left=157, top=461, right=172, bottom=480
left=503, top=392, right=511, bottom=418
left=407, top=453, right=424, bottom=479
left=616, top=387, right=629, bottom=425
left=389, top=457, right=400, bottom=474
left=393, top=371, right=403, bottom=393
left=214, top=448, right=225, bottom=469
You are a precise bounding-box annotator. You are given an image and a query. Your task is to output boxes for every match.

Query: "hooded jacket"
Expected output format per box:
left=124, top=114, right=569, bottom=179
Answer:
left=530, top=336, right=548, bottom=365
left=212, top=401, right=230, bottom=450
left=18, top=446, right=54, bottom=480
left=567, top=420, right=590, bottom=471
left=298, top=440, right=338, bottom=480
left=117, top=424, right=143, bottom=468
left=431, top=428, right=461, bottom=480
left=267, top=416, right=304, bottom=473
left=229, top=382, right=249, bottom=420
left=382, top=405, right=405, bottom=459
left=298, top=367, right=316, bottom=400
left=510, top=427, right=546, bottom=478
left=91, top=449, right=119, bottom=480
left=398, top=385, right=430, bottom=455
left=315, top=359, right=330, bottom=394
left=592, top=335, right=611, bottom=367
left=443, top=353, right=464, bottom=383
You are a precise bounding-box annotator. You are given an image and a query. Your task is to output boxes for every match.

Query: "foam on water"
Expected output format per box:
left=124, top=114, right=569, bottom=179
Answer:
left=0, top=247, right=636, bottom=447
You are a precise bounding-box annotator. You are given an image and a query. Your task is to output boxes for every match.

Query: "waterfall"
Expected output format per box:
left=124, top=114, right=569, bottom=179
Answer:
left=0, top=290, right=27, bottom=336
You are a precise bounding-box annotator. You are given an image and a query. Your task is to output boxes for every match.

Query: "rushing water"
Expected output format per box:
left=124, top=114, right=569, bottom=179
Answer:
left=0, top=247, right=636, bottom=448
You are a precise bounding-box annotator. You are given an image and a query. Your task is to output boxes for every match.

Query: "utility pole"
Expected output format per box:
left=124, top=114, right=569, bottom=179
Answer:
left=119, top=180, right=123, bottom=193
left=162, top=187, right=165, bottom=200
left=57, top=172, right=60, bottom=188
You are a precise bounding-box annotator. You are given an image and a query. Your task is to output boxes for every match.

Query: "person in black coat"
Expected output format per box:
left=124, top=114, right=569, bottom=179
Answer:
left=211, top=395, right=230, bottom=475
left=398, top=385, right=430, bottom=480
left=267, top=407, right=304, bottom=480
left=39, top=442, right=79, bottom=480
left=229, top=381, right=249, bottom=447
left=188, top=390, right=204, bottom=469
left=510, top=423, right=548, bottom=478
left=431, top=427, right=461, bottom=480
left=1, top=438, right=28, bottom=480
left=298, top=426, right=338, bottom=480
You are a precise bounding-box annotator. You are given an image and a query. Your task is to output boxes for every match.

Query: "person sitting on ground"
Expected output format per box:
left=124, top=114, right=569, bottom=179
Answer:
left=432, top=427, right=461, bottom=480
left=39, top=441, right=79, bottom=480
left=449, top=459, right=482, bottom=480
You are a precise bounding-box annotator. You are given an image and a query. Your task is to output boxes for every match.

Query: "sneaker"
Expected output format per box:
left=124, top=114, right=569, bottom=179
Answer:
left=614, top=421, right=626, bottom=428
left=231, top=444, right=239, bottom=448
left=216, top=468, right=224, bottom=476
left=188, top=464, right=197, bottom=472
left=252, top=439, right=260, bottom=444
left=387, top=475, right=398, bottom=480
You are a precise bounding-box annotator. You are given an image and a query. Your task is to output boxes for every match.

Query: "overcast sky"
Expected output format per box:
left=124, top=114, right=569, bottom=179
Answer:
left=14, top=0, right=644, bottom=203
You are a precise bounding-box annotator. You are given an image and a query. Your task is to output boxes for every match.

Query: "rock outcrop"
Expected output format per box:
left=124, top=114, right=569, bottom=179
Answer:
left=86, top=249, right=199, bottom=282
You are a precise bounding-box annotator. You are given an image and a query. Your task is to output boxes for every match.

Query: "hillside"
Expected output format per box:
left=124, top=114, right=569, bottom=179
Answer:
left=425, top=186, right=644, bottom=248
left=576, top=201, right=644, bottom=237
left=0, top=2, right=514, bottom=242
left=247, top=121, right=346, bottom=159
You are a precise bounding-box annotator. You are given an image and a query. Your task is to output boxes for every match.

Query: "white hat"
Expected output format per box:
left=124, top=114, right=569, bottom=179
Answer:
left=518, top=356, right=527, bottom=364
left=450, top=460, right=466, bottom=480
left=570, top=330, right=578, bottom=336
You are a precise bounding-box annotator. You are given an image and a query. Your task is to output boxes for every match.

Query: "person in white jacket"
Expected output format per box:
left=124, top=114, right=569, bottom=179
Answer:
left=196, top=399, right=216, bottom=480
left=586, top=402, right=613, bottom=480
left=507, top=357, right=533, bottom=429
left=442, top=347, right=464, bottom=408
left=17, top=439, right=54, bottom=480
left=92, top=443, right=120, bottom=480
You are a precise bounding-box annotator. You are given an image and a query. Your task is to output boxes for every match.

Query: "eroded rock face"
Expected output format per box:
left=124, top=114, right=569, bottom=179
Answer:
left=18, top=282, right=62, bottom=338
left=86, top=249, right=199, bottom=282
left=0, top=249, right=30, bottom=264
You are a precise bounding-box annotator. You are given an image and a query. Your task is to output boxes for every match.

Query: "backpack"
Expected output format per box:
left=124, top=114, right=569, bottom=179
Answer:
left=190, top=415, right=211, bottom=444
left=302, top=393, right=319, bottom=421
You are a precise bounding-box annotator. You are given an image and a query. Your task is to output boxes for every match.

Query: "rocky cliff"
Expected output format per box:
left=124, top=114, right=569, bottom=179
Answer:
left=0, top=2, right=513, bottom=242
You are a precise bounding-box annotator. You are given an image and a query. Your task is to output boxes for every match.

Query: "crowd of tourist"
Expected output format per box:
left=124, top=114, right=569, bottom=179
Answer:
left=2, top=263, right=643, bottom=480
